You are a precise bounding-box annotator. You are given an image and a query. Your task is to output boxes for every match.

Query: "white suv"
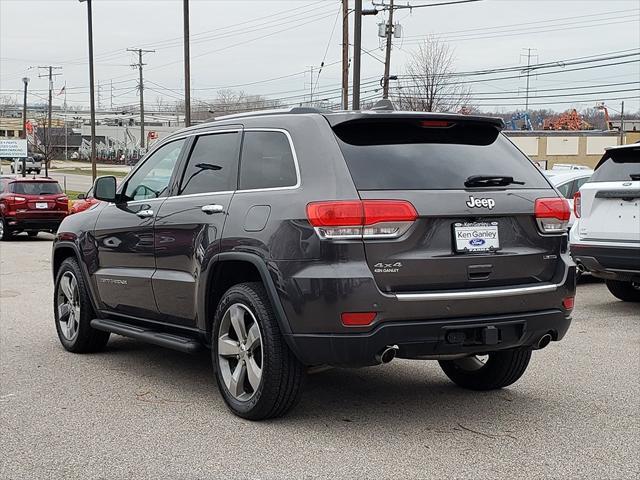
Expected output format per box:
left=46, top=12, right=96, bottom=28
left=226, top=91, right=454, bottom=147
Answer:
left=570, top=144, right=640, bottom=302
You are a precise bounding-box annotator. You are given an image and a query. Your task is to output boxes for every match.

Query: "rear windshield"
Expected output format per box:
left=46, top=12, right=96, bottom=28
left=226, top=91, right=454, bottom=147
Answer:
left=591, top=148, right=640, bottom=182
left=333, top=120, right=550, bottom=190
left=10, top=181, right=62, bottom=195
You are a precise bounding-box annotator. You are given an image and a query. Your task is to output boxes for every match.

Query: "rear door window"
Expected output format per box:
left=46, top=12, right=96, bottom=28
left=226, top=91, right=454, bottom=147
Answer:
left=179, top=132, right=241, bottom=195
left=10, top=182, right=62, bottom=195
left=555, top=180, right=574, bottom=199
left=333, top=119, right=549, bottom=190
left=239, top=131, right=297, bottom=190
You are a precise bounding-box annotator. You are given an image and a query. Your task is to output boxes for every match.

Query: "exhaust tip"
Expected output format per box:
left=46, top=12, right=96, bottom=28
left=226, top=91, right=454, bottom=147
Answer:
left=536, top=333, right=552, bottom=350
left=376, top=345, right=399, bottom=364
left=577, top=263, right=586, bottom=273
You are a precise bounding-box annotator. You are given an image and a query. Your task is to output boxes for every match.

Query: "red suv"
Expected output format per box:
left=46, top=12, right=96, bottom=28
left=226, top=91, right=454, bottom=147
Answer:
left=0, top=177, right=69, bottom=240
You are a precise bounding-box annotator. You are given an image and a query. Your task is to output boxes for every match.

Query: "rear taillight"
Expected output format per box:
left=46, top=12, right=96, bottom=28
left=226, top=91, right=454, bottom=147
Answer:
left=573, top=191, right=581, bottom=218
left=534, top=197, right=570, bottom=234
left=306, top=200, right=418, bottom=239
left=4, top=196, right=26, bottom=210
left=56, top=196, right=69, bottom=205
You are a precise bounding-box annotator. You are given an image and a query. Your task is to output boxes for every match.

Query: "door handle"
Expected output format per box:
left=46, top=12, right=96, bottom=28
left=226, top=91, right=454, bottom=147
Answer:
left=201, top=204, right=225, bottom=214
left=136, top=209, right=154, bottom=218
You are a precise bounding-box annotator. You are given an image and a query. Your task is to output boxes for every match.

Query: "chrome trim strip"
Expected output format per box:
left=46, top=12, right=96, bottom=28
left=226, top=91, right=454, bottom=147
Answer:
left=235, top=128, right=301, bottom=193
left=163, top=190, right=234, bottom=201
left=394, top=283, right=559, bottom=301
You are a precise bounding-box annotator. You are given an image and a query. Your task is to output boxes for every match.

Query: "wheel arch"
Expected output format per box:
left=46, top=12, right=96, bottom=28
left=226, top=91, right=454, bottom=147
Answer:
left=201, top=252, right=294, bottom=345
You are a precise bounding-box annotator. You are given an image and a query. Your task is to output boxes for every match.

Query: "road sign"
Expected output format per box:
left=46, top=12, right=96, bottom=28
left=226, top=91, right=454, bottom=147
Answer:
left=0, top=139, right=28, bottom=158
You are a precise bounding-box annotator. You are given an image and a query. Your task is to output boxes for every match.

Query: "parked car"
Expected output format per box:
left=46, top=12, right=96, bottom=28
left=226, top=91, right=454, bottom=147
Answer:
left=545, top=169, right=593, bottom=228
left=571, top=143, right=640, bottom=301
left=550, top=163, right=591, bottom=172
left=70, top=188, right=100, bottom=214
left=51, top=107, right=575, bottom=420
left=10, top=156, right=42, bottom=175
left=0, top=177, right=68, bottom=239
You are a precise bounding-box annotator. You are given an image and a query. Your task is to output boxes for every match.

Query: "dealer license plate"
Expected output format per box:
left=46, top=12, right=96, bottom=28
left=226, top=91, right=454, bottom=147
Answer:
left=454, top=222, right=500, bottom=252
left=35, top=202, right=48, bottom=209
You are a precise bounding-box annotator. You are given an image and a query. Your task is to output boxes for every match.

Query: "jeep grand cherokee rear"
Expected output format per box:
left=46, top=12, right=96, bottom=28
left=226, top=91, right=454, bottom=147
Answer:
left=52, top=109, right=575, bottom=420
left=284, top=113, right=574, bottom=386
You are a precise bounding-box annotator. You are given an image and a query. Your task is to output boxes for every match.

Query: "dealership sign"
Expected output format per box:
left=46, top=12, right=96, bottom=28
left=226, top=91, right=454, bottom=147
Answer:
left=0, top=139, right=28, bottom=158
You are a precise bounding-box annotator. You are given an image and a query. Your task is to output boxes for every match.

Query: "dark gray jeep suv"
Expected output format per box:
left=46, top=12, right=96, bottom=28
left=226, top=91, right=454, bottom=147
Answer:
left=52, top=108, right=575, bottom=419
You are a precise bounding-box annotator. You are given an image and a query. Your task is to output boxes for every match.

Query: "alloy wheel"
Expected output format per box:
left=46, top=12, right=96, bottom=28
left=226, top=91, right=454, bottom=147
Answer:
left=217, top=303, right=264, bottom=401
left=57, top=271, right=81, bottom=341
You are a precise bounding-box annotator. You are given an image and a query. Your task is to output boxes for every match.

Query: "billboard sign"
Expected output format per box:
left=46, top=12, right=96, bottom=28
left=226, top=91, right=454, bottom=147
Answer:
left=0, top=139, right=28, bottom=158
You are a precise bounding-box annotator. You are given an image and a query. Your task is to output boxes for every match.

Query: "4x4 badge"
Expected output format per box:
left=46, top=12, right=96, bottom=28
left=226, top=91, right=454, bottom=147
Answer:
left=466, top=196, right=496, bottom=209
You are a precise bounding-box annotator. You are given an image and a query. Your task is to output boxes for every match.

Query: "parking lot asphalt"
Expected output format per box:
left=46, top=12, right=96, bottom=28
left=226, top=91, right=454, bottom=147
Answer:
left=1, top=235, right=638, bottom=479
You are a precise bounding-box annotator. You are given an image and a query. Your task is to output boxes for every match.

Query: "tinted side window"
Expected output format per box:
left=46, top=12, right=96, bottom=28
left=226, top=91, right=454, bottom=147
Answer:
left=179, top=132, right=241, bottom=195
left=239, top=131, right=297, bottom=190
left=124, top=139, right=185, bottom=201
left=555, top=180, right=573, bottom=199
left=574, top=176, right=591, bottom=192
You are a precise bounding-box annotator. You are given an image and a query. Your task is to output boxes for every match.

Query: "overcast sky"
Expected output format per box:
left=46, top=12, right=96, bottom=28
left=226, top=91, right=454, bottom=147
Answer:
left=1, top=0, right=638, bottom=114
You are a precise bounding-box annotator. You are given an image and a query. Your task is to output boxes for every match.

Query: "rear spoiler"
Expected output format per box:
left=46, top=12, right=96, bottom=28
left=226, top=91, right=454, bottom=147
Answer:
left=323, top=112, right=505, bottom=130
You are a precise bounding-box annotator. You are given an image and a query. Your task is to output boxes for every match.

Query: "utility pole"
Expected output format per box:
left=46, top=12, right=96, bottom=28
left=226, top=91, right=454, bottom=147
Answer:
left=110, top=80, right=114, bottom=110
left=21, top=77, right=29, bottom=178
left=38, top=65, right=62, bottom=177
left=183, top=0, right=191, bottom=127
left=352, top=0, right=362, bottom=110
left=79, top=0, right=97, bottom=180
left=341, top=0, right=349, bottom=109
left=521, top=48, right=537, bottom=112
left=308, top=66, right=315, bottom=106
left=620, top=101, right=625, bottom=145
left=382, top=0, right=395, bottom=99
left=127, top=48, right=155, bottom=150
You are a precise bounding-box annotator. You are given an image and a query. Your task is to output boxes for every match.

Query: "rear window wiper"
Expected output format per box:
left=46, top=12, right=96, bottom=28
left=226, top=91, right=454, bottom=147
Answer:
left=464, top=175, right=525, bottom=187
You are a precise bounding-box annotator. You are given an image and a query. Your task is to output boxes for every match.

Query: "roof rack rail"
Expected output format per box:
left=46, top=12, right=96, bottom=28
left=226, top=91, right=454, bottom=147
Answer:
left=209, top=106, right=331, bottom=122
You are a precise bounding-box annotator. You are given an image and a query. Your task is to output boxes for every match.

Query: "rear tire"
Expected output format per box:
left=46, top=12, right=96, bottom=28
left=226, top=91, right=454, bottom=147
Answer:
left=606, top=280, right=640, bottom=302
left=54, top=257, right=110, bottom=353
left=212, top=282, right=305, bottom=420
left=439, top=348, right=532, bottom=391
left=0, top=218, right=12, bottom=241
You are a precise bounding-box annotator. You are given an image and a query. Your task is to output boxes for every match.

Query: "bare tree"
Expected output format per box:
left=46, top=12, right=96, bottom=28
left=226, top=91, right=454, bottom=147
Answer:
left=396, top=37, right=471, bottom=112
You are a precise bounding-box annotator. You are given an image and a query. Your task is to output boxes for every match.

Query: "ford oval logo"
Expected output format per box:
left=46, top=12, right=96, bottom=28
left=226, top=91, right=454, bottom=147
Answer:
left=469, top=238, right=485, bottom=246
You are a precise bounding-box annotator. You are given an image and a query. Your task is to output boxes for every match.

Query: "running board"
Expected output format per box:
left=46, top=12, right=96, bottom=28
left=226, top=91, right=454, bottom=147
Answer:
left=90, top=318, right=202, bottom=354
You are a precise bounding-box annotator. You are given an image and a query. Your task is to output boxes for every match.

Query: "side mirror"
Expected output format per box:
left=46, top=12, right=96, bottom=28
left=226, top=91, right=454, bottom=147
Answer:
left=76, top=193, right=86, bottom=200
left=93, top=176, right=117, bottom=203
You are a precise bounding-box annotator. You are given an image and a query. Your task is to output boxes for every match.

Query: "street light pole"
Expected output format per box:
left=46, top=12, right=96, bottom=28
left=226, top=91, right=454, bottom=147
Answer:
left=80, top=0, right=97, bottom=182
left=21, top=77, right=29, bottom=178
left=183, top=0, right=191, bottom=127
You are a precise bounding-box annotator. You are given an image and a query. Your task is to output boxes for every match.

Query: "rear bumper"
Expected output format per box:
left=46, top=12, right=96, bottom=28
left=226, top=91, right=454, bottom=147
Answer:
left=4, top=214, right=66, bottom=231
left=286, top=309, right=571, bottom=366
left=571, top=244, right=640, bottom=281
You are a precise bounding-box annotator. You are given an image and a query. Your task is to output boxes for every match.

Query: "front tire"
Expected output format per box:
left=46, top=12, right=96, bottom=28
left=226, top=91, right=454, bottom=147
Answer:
left=54, top=258, right=110, bottom=353
left=439, top=348, right=532, bottom=391
left=606, top=280, right=640, bottom=302
left=212, top=282, right=305, bottom=420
